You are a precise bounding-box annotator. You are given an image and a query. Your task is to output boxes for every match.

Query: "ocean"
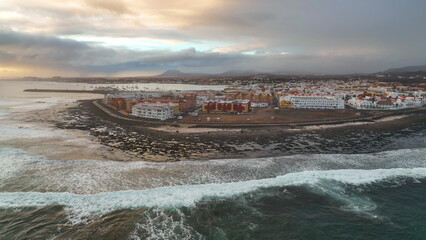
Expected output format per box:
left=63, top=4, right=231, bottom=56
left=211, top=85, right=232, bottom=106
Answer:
left=0, top=80, right=425, bottom=240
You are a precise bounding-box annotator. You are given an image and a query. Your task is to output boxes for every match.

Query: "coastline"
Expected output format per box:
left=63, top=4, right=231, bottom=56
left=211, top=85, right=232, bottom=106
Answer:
left=3, top=101, right=134, bottom=162
left=49, top=99, right=426, bottom=162
left=7, top=96, right=425, bottom=162
left=23, top=89, right=107, bottom=94
left=93, top=98, right=425, bottom=128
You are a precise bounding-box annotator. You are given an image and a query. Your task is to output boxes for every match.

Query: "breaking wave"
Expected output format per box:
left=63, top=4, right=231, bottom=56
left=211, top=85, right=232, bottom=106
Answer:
left=129, top=209, right=204, bottom=240
left=1, top=147, right=426, bottom=194
left=0, top=167, right=425, bottom=223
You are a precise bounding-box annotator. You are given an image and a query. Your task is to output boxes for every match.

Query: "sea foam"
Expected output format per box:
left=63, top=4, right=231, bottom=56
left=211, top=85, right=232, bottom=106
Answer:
left=0, top=109, right=8, bottom=116
left=0, top=148, right=43, bottom=183
left=0, top=167, right=425, bottom=222
left=0, top=97, right=70, bottom=113
left=0, top=125, right=59, bottom=141
left=1, top=147, right=426, bottom=195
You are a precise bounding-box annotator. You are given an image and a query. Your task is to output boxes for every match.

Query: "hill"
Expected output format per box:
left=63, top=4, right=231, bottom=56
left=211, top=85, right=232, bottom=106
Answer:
left=155, top=70, right=211, bottom=77
left=156, top=69, right=267, bottom=77
left=384, top=65, right=426, bottom=73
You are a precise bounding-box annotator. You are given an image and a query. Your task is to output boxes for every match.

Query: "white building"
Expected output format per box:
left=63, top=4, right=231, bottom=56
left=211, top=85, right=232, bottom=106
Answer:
left=250, top=102, right=269, bottom=108
left=413, top=91, right=426, bottom=97
left=347, top=98, right=375, bottom=109
left=348, top=98, right=399, bottom=110
left=348, top=96, right=424, bottom=110
left=396, top=96, right=424, bottom=108
left=131, top=102, right=177, bottom=120
left=291, top=96, right=345, bottom=109
left=137, top=91, right=166, bottom=98
left=368, top=86, right=388, bottom=93
left=196, top=95, right=210, bottom=107
left=374, top=101, right=399, bottom=110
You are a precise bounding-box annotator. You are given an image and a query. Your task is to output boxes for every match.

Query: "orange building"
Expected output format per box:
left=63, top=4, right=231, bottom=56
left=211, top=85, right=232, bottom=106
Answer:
left=108, top=97, right=127, bottom=110
left=202, top=100, right=251, bottom=113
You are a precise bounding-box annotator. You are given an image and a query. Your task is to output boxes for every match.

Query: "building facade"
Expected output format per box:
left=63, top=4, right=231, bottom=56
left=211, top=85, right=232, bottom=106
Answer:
left=250, top=102, right=269, bottom=108
left=131, top=102, right=177, bottom=120
left=347, top=96, right=424, bottom=110
left=347, top=98, right=374, bottom=109
left=290, top=96, right=345, bottom=109
left=202, top=100, right=251, bottom=113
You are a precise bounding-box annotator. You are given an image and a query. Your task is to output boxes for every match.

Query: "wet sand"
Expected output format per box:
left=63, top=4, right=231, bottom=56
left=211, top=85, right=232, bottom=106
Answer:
left=3, top=101, right=134, bottom=161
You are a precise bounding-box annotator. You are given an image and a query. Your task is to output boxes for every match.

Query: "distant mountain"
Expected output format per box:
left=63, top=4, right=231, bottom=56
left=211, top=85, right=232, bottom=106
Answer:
left=273, top=70, right=316, bottom=75
left=384, top=65, right=426, bottom=73
left=156, top=69, right=210, bottom=77
left=156, top=69, right=266, bottom=77
left=218, top=70, right=260, bottom=76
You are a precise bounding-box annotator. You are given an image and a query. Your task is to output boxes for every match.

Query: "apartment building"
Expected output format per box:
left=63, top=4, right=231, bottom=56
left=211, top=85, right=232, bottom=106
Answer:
left=202, top=100, right=251, bottom=113
left=290, top=96, right=345, bottom=109
left=131, top=102, right=177, bottom=120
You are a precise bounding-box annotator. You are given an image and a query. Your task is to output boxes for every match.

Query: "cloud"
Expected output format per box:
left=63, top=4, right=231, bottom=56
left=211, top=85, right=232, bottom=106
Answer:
left=0, top=30, right=253, bottom=75
left=0, top=28, right=424, bottom=76
left=1, top=0, right=426, bottom=76
left=83, top=0, right=129, bottom=14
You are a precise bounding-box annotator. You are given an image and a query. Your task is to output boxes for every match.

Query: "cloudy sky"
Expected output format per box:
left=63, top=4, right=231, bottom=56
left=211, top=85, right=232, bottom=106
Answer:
left=1, top=0, right=426, bottom=77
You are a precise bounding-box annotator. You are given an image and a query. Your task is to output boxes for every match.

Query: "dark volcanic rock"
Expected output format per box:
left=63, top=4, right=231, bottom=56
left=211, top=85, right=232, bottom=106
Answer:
left=55, top=100, right=426, bottom=162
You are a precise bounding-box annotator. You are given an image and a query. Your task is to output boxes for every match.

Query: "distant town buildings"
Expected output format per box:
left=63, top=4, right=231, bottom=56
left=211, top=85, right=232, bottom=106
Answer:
left=347, top=94, right=424, bottom=110
left=222, top=85, right=273, bottom=107
left=101, top=78, right=425, bottom=120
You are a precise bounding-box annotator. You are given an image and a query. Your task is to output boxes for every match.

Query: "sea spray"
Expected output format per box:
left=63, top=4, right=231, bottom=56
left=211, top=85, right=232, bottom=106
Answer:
left=1, top=147, right=426, bottom=194
left=0, top=168, right=425, bottom=223
left=129, top=209, right=204, bottom=240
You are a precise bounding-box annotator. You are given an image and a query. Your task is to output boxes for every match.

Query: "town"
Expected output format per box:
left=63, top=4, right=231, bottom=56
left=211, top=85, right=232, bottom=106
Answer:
left=102, top=78, right=426, bottom=124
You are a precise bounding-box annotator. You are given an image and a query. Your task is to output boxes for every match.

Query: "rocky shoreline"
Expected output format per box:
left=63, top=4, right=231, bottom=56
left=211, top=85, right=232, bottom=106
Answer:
left=55, top=100, right=426, bottom=162
left=92, top=99, right=424, bottom=127
left=56, top=100, right=236, bottom=161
